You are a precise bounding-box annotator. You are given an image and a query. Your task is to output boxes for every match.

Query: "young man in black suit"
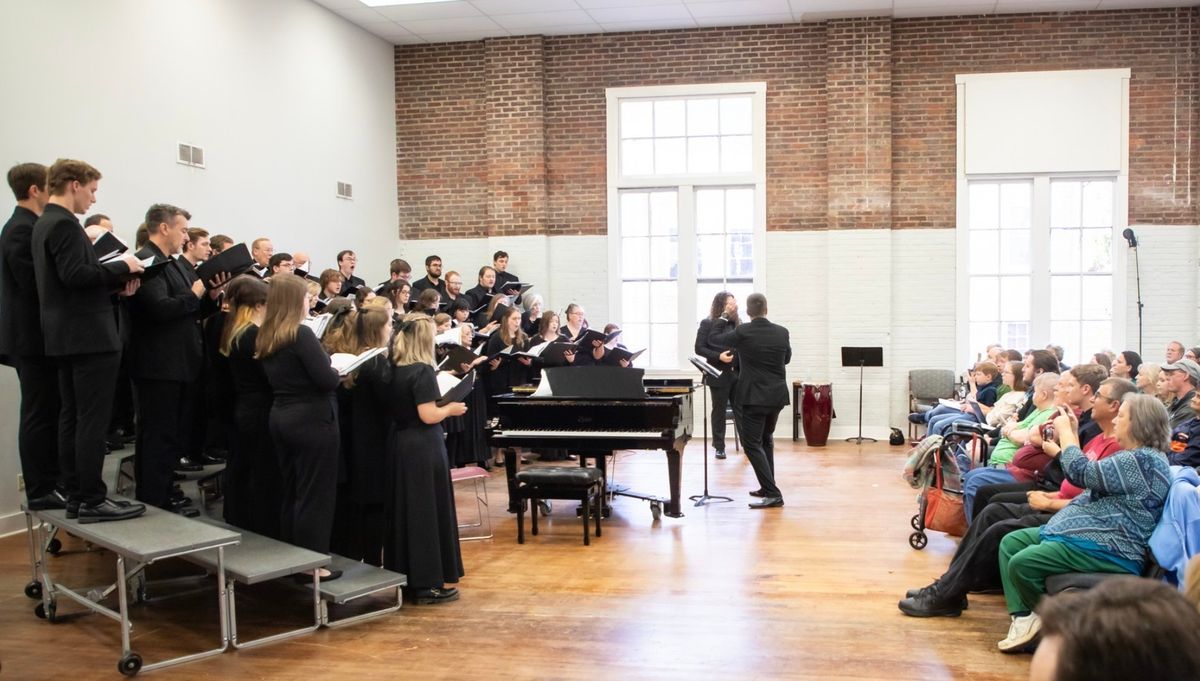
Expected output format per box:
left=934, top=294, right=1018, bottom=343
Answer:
left=128, top=204, right=211, bottom=511
left=336, top=249, right=365, bottom=295
left=411, top=254, right=447, bottom=298
left=493, top=250, right=524, bottom=304
left=1, top=163, right=65, bottom=509
left=713, top=292, right=790, bottom=509
left=32, top=159, right=145, bottom=523
left=694, top=292, right=740, bottom=459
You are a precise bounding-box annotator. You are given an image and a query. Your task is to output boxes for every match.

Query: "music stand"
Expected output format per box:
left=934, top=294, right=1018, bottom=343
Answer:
left=841, top=346, right=883, bottom=445
left=687, top=356, right=733, bottom=507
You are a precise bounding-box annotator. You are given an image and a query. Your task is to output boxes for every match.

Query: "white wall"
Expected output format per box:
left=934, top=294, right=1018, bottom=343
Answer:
left=0, top=0, right=397, bottom=534
left=401, top=225, right=1199, bottom=443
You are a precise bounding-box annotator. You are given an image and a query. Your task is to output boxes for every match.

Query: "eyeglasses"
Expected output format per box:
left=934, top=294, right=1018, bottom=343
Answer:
left=1096, top=392, right=1118, bottom=403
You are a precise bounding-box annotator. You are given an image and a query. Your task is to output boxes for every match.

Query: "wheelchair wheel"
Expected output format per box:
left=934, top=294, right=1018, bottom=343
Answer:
left=909, top=531, right=928, bottom=550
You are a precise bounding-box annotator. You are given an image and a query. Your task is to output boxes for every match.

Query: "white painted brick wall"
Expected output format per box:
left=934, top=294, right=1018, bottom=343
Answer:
left=1122, top=225, right=1200, bottom=362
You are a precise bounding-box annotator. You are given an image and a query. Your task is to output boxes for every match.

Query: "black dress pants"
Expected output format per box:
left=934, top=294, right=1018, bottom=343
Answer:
left=738, top=404, right=782, bottom=498
left=133, top=378, right=194, bottom=508
left=707, top=377, right=734, bottom=453
left=973, top=481, right=1036, bottom=519
left=57, top=352, right=120, bottom=506
left=938, top=501, right=1053, bottom=597
left=270, top=399, right=339, bottom=554
left=13, top=354, right=61, bottom=500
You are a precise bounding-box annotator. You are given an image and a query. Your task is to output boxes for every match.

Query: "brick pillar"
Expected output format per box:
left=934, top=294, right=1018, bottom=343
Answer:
left=485, top=36, right=547, bottom=237
left=826, top=18, right=892, bottom=230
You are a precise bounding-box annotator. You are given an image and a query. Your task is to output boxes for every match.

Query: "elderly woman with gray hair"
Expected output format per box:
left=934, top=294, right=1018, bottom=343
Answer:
left=993, top=393, right=1172, bottom=654
left=521, top=294, right=544, bottom=337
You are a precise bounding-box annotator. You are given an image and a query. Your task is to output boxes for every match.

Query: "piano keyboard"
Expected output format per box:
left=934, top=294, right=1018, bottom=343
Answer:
left=494, top=429, right=664, bottom=438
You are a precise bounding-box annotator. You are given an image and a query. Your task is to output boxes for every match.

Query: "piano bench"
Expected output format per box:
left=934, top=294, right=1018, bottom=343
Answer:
left=515, top=467, right=604, bottom=546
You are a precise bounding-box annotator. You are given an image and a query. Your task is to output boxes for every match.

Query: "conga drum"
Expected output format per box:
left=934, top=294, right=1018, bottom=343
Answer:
left=801, top=383, right=833, bottom=446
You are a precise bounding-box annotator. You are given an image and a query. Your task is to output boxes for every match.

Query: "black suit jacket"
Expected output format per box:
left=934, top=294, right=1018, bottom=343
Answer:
left=31, top=203, right=127, bottom=356
left=128, top=242, right=203, bottom=382
left=411, top=275, right=447, bottom=299
left=0, top=206, right=46, bottom=357
left=694, top=317, right=736, bottom=388
left=338, top=273, right=366, bottom=297
left=713, top=317, right=790, bottom=408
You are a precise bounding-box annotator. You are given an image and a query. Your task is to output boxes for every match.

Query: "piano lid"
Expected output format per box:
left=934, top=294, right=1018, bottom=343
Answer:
left=534, top=366, right=647, bottom=399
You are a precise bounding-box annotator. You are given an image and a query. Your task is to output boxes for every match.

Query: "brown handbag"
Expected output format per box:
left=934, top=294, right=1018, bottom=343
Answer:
left=924, top=457, right=968, bottom=537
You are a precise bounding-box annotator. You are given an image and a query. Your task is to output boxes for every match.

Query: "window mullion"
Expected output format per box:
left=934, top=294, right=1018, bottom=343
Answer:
left=1030, top=176, right=1052, bottom=348
left=678, top=185, right=696, bottom=368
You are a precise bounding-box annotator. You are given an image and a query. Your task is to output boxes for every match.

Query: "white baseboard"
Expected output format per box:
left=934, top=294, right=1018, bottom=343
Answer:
left=0, top=510, right=28, bottom=538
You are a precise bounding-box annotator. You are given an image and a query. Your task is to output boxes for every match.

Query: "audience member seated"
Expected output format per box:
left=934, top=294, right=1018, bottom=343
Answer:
left=914, top=361, right=1003, bottom=436
left=898, top=377, right=1134, bottom=619
left=1166, top=340, right=1185, bottom=364
left=1138, top=361, right=1165, bottom=400
left=1168, top=390, right=1200, bottom=468
left=960, top=372, right=1060, bottom=519
left=1046, top=344, right=1069, bottom=372
left=994, top=394, right=1171, bottom=653
left=1161, top=358, right=1199, bottom=429
left=1110, top=350, right=1141, bottom=380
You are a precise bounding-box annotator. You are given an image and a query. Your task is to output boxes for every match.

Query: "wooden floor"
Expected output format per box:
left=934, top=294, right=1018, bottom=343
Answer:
left=0, top=439, right=1029, bottom=680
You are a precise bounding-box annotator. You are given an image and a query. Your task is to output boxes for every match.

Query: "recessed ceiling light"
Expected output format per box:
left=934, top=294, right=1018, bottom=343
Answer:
left=360, top=0, right=458, bottom=6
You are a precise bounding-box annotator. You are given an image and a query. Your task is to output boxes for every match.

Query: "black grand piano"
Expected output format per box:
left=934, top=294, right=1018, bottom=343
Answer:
left=487, top=367, right=693, bottom=519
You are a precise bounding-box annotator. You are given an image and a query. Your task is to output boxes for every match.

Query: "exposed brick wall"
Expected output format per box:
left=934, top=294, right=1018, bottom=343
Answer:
left=826, top=18, right=892, bottom=230
left=396, top=9, right=1199, bottom=239
left=892, top=8, right=1200, bottom=229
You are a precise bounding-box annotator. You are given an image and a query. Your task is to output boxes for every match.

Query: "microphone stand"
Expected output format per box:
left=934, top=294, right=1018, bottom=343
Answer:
left=689, top=369, right=732, bottom=507
left=1132, top=243, right=1144, bottom=356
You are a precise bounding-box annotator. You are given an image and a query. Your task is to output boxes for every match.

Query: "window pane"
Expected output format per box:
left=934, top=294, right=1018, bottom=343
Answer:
left=969, top=231, right=999, bottom=275
left=649, top=191, right=678, bottom=235
left=1000, top=276, right=1030, bottom=320
left=687, top=99, right=719, bottom=136
left=621, top=139, right=653, bottom=176
left=1001, top=321, right=1029, bottom=352
left=969, top=276, right=999, bottom=321
left=621, top=282, right=649, bottom=323
left=1051, top=181, right=1082, bottom=228
left=970, top=322, right=998, bottom=360
left=999, top=182, right=1032, bottom=229
left=654, top=100, right=685, bottom=137
left=696, top=235, right=724, bottom=278
left=649, top=236, right=678, bottom=278
left=1081, top=228, right=1112, bottom=273
left=1081, top=321, right=1112, bottom=359
left=620, top=192, right=648, bottom=236
left=1050, top=320, right=1081, bottom=366
left=1081, top=180, right=1113, bottom=228
left=728, top=233, right=754, bottom=277
left=621, top=237, right=649, bottom=279
left=695, top=283, right=725, bottom=322
left=1050, top=229, right=1080, bottom=274
left=620, top=101, right=653, bottom=138
left=622, top=323, right=649, bottom=357
left=720, top=136, right=752, bottom=174
left=687, top=137, right=720, bottom=174
left=1080, top=275, right=1112, bottom=320
left=650, top=324, right=678, bottom=367
left=695, top=189, right=724, bottom=234
left=654, top=138, right=686, bottom=175
left=651, top=281, right=678, bottom=323
left=720, top=97, right=752, bottom=135
left=725, top=188, right=754, bottom=232
left=969, top=183, right=999, bottom=230
left=1050, top=275, right=1081, bottom=320
left=999, top=231, right=1030, bottom=273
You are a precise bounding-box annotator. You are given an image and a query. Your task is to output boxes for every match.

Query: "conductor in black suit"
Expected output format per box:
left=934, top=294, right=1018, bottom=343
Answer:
left=712, top=293, right=790, bottom=508
left=31, top=159, right=146, bottom=523
left=694, top=292, right=740, bottom=460
left=129, top=204, right=212, bottom=510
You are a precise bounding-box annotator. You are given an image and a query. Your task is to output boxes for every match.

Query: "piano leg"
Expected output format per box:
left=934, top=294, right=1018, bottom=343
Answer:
left=665, top=445, right=684, bottom=518
left=504, top=448, right=523, bottom=514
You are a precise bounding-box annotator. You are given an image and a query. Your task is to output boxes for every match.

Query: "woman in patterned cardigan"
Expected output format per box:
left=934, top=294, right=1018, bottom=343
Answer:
left=994, top=393, right=1172, bottom=654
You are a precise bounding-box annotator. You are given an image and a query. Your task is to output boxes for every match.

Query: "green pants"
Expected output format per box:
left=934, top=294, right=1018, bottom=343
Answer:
left=998, top=527, right=1134, bottom=614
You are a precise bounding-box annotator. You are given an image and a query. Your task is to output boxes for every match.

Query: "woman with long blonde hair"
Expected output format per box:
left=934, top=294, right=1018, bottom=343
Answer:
left=257, top=275, right=343, bottom=581
left=380, top=312, right=467, bottom=603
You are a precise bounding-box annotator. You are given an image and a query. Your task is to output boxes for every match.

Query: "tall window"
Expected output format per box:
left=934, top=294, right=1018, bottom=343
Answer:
left=963, top=177, right=1119, bottom=365
left=607, top=83, right=766, bottom=370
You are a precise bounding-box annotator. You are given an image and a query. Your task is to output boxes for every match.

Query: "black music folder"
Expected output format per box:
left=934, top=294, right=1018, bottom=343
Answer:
left=488, top=302, right=511, bottom=325
left=498, top=281, right=533, bottom=295
left=572, top=328, right=621, bottom=348
left=607, top=347, right=645, bottom=365
left=93, top=231, right=128, bottom=262
left=196, top=243, right=254, bottom=287
left=437, top=371, right=475, bottom=407
left=438, top=343, right=480, bottom=372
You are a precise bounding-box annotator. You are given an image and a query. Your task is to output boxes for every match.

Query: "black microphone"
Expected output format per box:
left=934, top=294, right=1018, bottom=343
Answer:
left=1122, top=228, right=1138, bottom=248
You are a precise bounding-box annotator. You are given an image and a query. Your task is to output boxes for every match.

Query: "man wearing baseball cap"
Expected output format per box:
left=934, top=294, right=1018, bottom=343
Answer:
left=1161, top=358, right=1200, bottom=429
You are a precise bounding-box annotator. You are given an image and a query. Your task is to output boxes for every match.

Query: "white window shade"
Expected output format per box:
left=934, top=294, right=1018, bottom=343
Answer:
left=958, top=69, right=1129, bottom=175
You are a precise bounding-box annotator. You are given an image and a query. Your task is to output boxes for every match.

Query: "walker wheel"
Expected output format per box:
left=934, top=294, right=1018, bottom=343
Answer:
left=537, top=500, right=552, bottom=517
left=118, top=653, right=143, bottom=676
left=34, top=600, right=56, bottom=621
left=910, top=514, right=921, bottom=530
left=24, top=581, right=42, bottom=599
left=909, top=531, right=928, bottom=550
left=650, top=502, right=662, bottom=521
left=47, top=537, right=62, bottom=555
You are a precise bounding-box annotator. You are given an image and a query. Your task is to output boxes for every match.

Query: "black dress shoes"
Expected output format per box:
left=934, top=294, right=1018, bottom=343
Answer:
left=77, top=499, right=146, bottom=524
left=26, top=490, right=69, bottom=511
left=898, top=582, right=965, bottom=617
left=175, top=457, right=204, bottom=472
left=714, top=450, right=727, bottom=460
left=748, top=497, right=784, bottom=509
left=409, top=587, right=459, bottom=605
left=748, top=489, right=766, bottom=498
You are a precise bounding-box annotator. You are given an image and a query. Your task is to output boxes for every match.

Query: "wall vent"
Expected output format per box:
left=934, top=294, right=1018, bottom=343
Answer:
left=177, top=142, right=205, bottom=168
left=337, top=181, right=353, bottom=200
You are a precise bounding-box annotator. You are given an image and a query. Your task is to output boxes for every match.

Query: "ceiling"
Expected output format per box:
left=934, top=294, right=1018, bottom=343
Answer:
left=309, top=0, right=1200, bottom=44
